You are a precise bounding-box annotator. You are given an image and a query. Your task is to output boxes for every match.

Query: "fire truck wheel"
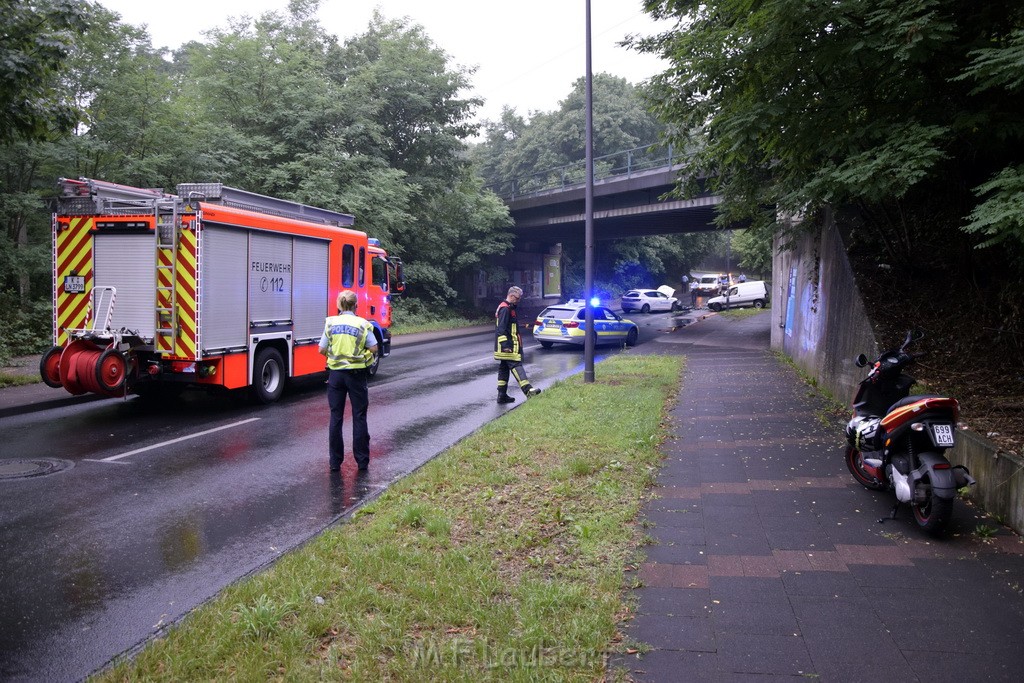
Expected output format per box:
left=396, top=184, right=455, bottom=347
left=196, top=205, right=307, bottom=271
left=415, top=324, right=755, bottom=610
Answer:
left=40, top=346, right=64, bottom=388
left=96, top=347, right=128, bottom=393
left=252, top=347, right=286, bottom=404
left=366, top=351, right=380, bottom=378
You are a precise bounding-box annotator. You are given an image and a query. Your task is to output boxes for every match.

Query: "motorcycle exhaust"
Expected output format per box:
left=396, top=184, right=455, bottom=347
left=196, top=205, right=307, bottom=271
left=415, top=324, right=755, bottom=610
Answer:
left=952, top=465, right=976, bottom=489
left=889, top=466, right=913, bottom=503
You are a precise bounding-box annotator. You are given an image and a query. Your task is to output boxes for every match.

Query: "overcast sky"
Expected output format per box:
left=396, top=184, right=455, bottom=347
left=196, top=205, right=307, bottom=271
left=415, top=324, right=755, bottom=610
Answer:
left=97, top=0, right=669, bottom=127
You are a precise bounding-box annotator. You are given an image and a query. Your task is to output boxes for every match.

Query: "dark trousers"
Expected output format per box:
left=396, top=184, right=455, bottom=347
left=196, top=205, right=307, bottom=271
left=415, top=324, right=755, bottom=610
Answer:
left=497, top=359, right=531, bottom=395
left=328, top=368, right=370, bottom=468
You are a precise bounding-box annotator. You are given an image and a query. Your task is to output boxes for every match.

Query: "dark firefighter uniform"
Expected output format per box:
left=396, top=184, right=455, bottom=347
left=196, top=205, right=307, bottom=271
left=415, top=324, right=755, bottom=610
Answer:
left=494, top=293, right=540, bottom=403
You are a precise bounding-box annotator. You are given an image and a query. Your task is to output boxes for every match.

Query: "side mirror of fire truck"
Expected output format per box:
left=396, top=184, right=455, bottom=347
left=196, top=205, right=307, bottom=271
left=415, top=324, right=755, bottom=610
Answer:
left=392, top=258, right=406, bottom=295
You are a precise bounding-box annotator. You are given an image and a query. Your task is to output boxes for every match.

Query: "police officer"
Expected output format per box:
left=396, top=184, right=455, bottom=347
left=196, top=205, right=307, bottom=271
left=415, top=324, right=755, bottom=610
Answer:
left=319, top=290, right=377, bottom=472
left=495, top=285, right=540, bottom=404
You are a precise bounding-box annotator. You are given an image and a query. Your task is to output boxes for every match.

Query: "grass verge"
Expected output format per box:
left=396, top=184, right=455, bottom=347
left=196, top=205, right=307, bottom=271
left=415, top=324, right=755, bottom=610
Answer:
left=717, top=306, right=769, bottom=319
left=0, top=372, right=40, bottom=389
left=95, top=354, right=683, bottom=682
left=391, top=316, right=492, bottom=336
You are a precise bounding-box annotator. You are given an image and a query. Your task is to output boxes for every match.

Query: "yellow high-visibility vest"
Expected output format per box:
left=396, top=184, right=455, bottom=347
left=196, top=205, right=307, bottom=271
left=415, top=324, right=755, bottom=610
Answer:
left=323, top=314, right=374, bottom=370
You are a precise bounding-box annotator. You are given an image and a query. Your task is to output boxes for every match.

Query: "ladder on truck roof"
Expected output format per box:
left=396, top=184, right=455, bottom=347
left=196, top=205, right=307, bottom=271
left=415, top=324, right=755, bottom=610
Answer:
left=154, top=198, right=180, bottom=353
left=57, top=178, right=356, bottom=228
left=57, top=177, right=171, bottom=215
left=177, top=183, right=356, bottom=228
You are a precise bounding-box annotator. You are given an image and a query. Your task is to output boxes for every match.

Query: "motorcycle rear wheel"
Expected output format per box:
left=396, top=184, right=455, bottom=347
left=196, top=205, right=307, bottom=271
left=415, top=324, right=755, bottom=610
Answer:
left=845, top=447, right=886, bottom=491
left=911, top=472, right=953, bottom=535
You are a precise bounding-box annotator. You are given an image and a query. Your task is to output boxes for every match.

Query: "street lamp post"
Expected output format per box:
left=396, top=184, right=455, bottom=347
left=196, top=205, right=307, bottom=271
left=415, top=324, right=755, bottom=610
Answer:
left=725, top=237, right=731, bottom=308
left=583, top=0, right=595, bottom=383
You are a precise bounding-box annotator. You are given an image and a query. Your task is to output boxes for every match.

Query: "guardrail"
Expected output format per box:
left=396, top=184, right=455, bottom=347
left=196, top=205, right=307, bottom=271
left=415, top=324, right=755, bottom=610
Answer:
left=485, top=142, right=694, bottom=200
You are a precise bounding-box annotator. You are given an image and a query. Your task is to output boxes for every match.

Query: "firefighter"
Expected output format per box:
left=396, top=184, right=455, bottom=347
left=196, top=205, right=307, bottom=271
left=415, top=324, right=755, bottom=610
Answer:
left=319, top=290, right=377, bottom=472
left=494, top=285, right=541, bottom=404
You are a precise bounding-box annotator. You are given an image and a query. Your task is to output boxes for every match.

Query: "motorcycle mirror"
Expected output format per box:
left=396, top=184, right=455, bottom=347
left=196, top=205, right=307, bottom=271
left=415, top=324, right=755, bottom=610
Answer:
left=855, top=353, right=868, bottom=368
left=901, top=328, right=925, bottom=350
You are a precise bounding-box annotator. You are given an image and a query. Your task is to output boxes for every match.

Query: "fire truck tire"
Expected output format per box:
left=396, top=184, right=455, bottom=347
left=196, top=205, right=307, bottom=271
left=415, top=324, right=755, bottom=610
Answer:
left=40, top=346, right=64, bottom=388
left=366, top=351, right=381, bottom=378
left=95, top=347, right=128, bottom=393
left=252, top=347, right=286, bottom=404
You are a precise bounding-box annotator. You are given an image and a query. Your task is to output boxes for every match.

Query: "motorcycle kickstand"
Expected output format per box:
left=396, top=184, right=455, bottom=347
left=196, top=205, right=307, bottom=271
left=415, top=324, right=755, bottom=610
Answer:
left=878, top=502, right=900, bottom=524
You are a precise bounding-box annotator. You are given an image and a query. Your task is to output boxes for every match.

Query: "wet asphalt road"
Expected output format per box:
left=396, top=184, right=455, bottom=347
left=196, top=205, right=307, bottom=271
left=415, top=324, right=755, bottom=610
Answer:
left=0, top=309, right=685, bottom=682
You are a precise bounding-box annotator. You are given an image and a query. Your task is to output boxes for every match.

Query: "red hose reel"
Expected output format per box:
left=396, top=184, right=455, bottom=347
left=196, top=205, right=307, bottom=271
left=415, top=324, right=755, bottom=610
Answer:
left=40, top=340, right=132, bottom=397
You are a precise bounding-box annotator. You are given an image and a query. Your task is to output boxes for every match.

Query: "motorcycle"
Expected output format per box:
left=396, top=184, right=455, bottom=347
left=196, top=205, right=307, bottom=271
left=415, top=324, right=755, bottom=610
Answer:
left=844, top=329, right=975, bottom=535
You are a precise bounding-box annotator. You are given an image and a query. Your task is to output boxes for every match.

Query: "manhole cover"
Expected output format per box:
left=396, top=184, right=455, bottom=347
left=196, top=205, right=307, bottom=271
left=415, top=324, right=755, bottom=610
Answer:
left=0, top=458, right=73, bottom=480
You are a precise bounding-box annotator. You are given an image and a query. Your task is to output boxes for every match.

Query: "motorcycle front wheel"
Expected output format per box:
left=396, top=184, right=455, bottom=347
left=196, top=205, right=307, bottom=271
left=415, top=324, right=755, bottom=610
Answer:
left=845, top=447, right=886, bottom=491
left=911, top=472, right=953, bottom=535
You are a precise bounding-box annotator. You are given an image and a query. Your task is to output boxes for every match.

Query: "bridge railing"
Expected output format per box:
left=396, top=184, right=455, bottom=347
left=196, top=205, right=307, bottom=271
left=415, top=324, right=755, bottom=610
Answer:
left=484, top=142, right=692, bottom=200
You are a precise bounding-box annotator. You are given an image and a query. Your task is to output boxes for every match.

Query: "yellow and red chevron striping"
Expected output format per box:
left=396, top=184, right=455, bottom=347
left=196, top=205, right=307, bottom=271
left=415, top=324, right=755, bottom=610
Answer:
left=155, top=246, right=174, bottom=354
left=173, top=227, right=198, bottom=359
left=55, top=217, right=94, bottom=346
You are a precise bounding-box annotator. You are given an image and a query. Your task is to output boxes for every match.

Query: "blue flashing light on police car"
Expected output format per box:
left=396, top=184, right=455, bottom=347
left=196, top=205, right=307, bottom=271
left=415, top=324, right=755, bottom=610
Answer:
left=532, top=299, right=639, bottom=350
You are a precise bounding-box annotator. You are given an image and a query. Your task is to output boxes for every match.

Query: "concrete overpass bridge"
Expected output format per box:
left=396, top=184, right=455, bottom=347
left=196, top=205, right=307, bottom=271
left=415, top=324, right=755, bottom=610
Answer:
left=490, top=143, right=723, bottom=243
left=475, top=144, right=727, bottom=309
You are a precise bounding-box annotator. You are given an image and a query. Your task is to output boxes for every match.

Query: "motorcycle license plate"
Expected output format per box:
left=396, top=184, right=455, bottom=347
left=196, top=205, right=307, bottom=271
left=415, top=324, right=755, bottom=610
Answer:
left=933, top=423, right=955, bottom=447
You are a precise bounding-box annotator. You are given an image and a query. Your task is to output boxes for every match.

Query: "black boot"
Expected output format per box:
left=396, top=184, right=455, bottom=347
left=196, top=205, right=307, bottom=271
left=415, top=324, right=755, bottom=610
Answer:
left=497, top=390, right=516, bottom=404
left=524, top=385, right=541, bottom=398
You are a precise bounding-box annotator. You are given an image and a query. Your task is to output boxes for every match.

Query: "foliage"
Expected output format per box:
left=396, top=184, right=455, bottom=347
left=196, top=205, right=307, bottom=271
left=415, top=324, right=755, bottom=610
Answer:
left=0, top=0, right=90, bottom=144
left=0, top=290, right=51, bottom=365
left=0, top=0, right=516, bottom=328
left=471, top=73, right=661, bottom=191
left=633, top=0, right=1024, bottom=261
left=964, top=164, right=1024, bottom=251
left=730, top=229, right=772, bottom=276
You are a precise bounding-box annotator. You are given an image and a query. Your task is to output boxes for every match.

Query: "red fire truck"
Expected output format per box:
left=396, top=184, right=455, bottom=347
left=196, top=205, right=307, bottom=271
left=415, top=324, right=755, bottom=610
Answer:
left=40, top=178, right=404, bottom=403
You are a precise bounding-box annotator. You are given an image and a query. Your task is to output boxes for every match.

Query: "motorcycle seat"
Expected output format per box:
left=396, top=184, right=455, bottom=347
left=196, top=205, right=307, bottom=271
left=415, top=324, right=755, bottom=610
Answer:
left=887, top=394, right=945, bottom=413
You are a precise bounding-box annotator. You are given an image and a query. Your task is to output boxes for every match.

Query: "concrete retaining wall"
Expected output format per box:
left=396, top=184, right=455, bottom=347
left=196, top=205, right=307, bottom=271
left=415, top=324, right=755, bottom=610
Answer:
left=772, top=211, right=1024, bottom=535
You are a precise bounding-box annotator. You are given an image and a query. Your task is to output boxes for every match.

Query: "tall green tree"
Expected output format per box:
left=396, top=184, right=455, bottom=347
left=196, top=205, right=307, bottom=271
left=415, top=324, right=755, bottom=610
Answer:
left=633, top=0, right=1024, bottom=265
left=178, top=4, right=343, bottom=195
left=472, top=73, right=663, bottom=190
left=0, top=0, right=90, bottom=144
left=327, top=12, right=512, bottom=306
left=730, top=229, right=771, bottom=276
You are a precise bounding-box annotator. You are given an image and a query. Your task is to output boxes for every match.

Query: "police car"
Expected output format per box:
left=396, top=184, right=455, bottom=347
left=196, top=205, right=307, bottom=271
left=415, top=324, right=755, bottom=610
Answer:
left=532, top=299, right=639, bottom=349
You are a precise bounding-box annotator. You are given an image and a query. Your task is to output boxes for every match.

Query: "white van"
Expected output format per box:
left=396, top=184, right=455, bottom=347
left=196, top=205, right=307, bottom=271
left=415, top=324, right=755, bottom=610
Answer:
left=696, top=274, right=724, bottom=294
left=707, top=280, right=769, bottom=311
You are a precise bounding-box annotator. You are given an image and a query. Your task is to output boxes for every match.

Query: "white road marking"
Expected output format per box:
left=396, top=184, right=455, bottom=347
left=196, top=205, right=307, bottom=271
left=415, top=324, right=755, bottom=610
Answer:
left=85, top=418, right=262, bottom=463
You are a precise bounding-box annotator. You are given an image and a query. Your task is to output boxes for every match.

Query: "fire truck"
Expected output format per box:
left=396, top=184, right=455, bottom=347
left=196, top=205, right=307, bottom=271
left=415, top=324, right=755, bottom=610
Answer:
left=40, top=177, right=404, bottom=403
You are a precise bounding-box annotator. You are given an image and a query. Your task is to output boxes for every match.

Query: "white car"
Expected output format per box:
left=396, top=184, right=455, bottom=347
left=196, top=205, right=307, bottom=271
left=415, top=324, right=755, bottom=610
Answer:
left=621, top=285, right=680, bottom=314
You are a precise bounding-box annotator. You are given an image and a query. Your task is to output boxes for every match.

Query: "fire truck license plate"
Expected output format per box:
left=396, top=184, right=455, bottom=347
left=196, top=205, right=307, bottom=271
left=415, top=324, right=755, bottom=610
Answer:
left=64, top=275, right=85, bottom=293
left=933, top=423, right=955, bottom=446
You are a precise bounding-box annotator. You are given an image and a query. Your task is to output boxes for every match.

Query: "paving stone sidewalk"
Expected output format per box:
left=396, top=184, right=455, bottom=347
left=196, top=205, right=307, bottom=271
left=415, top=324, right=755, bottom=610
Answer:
left=614, top=312, right=1024, bottom=682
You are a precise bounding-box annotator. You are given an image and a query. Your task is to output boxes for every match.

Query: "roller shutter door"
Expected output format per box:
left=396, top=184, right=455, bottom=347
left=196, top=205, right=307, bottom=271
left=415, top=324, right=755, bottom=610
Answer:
left=94, top=234, right=155, bottom=337
left=200, top=226, right=248, bottom=351
left=292, top=238, right=329, bottom=342
left=248, top=232, right=293, bottom=325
